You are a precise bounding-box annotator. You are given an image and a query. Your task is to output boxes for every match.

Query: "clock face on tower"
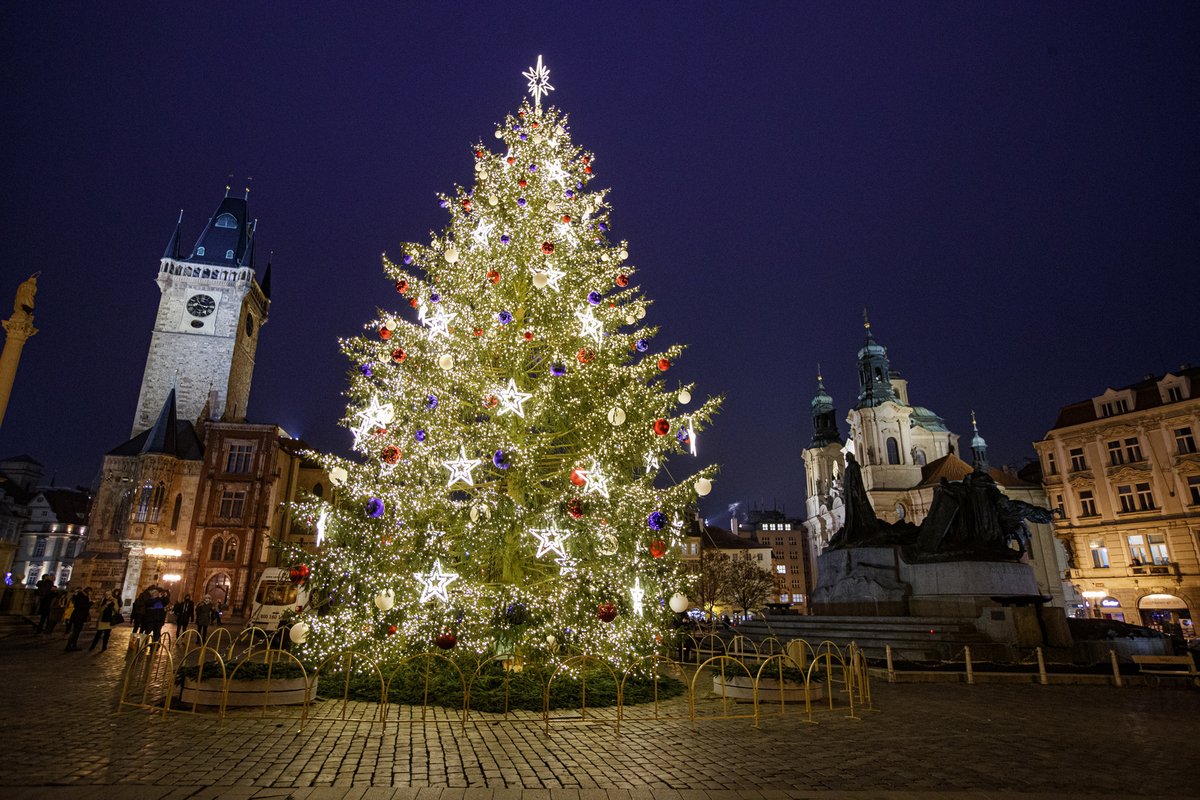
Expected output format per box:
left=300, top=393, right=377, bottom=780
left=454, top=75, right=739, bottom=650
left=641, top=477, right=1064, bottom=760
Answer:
left=187, top=294, right=216, bottom=318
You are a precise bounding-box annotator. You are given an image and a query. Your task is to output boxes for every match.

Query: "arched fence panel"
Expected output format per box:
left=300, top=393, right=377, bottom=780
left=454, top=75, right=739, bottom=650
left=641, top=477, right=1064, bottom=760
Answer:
left=384, top=652, right=468, bottom=726
left=689, top=654, right=758, bottom=727
left=618, top=654, right=691, bottom=723
left=117, top=640, right=175, bottom=713
left=165, top=646, right=227, bottom=716
left=309, top=649, right=386, bottom=722
left=544, top=655, right=622, bottom=734
left=204, top=626, right=232, bottom=655
left=222, top=647, right=312, bottom=727
left=465, top=655, right=532, bottom=726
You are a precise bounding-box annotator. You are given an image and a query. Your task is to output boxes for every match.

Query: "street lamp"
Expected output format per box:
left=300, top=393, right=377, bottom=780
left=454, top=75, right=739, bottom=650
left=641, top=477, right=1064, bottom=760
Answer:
left=144, top=547, right=183, bottom=583
left=1082, top=590, right=1106, bottom=620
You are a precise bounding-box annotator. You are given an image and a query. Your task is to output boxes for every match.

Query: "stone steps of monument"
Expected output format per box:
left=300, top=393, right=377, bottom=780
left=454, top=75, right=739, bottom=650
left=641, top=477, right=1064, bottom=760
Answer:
left=0, top=613, right=34, bottom=638
left=730, top=617, right=995, bottom=662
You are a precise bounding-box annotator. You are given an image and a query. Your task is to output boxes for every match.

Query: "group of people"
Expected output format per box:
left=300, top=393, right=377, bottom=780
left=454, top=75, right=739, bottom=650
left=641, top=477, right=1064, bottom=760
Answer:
left=31, top=574, right=223, bottom=652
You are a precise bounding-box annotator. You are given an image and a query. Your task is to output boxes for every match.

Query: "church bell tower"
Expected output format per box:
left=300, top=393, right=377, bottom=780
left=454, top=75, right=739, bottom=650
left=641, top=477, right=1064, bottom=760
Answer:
left=131, top=187, right=272, bottom=436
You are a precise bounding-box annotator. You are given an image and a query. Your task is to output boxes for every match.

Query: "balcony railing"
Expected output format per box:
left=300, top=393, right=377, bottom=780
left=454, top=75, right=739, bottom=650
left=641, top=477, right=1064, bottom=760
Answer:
left=1129, top=563, right=1179, bottom=578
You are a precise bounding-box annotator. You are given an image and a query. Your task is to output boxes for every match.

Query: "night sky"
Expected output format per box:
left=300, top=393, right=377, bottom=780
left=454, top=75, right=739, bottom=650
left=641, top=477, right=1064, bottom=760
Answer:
left=2, top=4, right=1197, bottom=522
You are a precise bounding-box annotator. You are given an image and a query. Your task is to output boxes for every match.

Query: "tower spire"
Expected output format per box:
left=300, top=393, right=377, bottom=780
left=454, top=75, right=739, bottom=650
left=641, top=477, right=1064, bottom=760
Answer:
left=809, top=366, right=840, bottom=448
left=855, top=311, right=895, bottom=408
left=970, top=410, right=989, bottom=469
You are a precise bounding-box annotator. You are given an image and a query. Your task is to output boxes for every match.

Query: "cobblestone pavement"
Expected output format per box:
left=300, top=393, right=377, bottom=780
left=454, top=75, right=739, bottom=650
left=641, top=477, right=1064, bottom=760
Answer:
left=1, top=626, right=1197, bottom=800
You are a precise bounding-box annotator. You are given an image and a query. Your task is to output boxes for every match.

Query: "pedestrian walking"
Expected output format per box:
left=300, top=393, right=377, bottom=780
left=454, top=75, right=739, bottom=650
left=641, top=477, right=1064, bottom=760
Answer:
left=195, top=594, right=214, bottom=643
left=64, top=587, right=94, bottom=651
left=142, top=586, right=168, bottom=643
left=130, top=588, right=149, bottom=634
left=33, top=574, right=57, bottom=634
left=173, top=594, right=194, bottom=633
left=88, top=590, right=120, bottom=653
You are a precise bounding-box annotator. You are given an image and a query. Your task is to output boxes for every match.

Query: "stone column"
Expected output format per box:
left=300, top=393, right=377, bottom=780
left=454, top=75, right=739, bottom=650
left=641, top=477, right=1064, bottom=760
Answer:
left=0, top=274, right=40, bottom=433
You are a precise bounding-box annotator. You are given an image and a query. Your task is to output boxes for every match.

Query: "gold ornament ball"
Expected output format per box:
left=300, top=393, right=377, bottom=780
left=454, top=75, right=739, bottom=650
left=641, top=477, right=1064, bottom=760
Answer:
left=488, top=194, right=499, bottom=206
left=444, top=247, right=459, bottom=264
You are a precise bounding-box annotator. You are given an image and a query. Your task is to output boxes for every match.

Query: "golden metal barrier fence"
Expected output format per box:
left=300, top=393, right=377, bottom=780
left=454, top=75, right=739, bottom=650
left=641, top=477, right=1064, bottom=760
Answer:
left=385, top=651, right=468, bottom=726
left=222, top=647, right=312, bottom=727
left=164, top=645, right=227, bottom=716
left=309, top=649, right=386, bottom=721
left=544, top=654, right=622, bottom=734
left=117, top=639, right=174, bottom=713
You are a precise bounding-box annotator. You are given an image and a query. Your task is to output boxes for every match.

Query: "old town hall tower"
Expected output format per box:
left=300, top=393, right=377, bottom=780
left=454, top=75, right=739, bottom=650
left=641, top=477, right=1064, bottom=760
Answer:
left=131, top=189, right=271, bottom=436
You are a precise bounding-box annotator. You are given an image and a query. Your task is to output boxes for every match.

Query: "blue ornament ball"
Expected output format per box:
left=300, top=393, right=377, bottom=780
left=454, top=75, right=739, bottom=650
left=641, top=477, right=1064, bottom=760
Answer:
left=587, top=291, right=601, bottom=305
left=635, top=339, right=649, bottom=352
left=550, top=363, right=566, bottom=376
left=366, top=498, right=385, bottom=518
left=426, top=395, right=438, bottom=410
left=647, top=511, right=667, bottom=531
left=517, top=198, right=527, bottom=207
left=493, top=450, right=510, bottom=469
left=414, top=429, right=426, bottom=442
left=360, top=363, right=374, bottom=377
left=498, top=310, right=513, bottom=325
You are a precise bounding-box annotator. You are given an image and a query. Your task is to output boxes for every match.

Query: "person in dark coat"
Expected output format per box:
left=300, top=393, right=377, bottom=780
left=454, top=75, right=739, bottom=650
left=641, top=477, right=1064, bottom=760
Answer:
left=33, top=574, right=57, bottom=634
left=142, top=587, right=168, bottom=643
left=173, top=594, right=195, bottom=633
left=195, top=594, right=215, bottom=642
left=130, top=589, right=149, bottom=634
left=64, top=587, right=94, bottom=651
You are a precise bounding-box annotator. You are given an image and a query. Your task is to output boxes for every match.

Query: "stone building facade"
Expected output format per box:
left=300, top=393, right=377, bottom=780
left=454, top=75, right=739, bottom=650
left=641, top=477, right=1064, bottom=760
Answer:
left=1034, top=365, right=1199, bottom=639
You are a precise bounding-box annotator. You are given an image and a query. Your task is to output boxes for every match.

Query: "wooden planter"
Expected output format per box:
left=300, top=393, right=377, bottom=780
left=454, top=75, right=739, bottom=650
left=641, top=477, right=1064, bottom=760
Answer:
left=712, top=674, right=824, bottom=703
left=181, top=676, right=314, bottom=707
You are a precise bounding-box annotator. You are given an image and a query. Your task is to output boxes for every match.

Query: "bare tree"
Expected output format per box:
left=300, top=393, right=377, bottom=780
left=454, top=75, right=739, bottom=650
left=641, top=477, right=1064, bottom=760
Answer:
left=691, top=549, right=730, bottom=617
left=726, top=550, right=777, bottom=616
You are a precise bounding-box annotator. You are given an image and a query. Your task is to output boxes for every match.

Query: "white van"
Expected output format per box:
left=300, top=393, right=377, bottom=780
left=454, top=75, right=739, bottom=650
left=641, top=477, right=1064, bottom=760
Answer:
left=249, top=567, right=309, bottom=632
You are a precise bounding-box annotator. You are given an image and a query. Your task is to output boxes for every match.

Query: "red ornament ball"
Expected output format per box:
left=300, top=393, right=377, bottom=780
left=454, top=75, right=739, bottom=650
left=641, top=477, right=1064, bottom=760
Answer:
left=653, top=418, right=670, bottom=436
left=461, top=199, right=473, bottom=213
left=657, top=358, right=671, bottom=371
left=388, top=625, right=397, bottom=636
left=379, top=327, right=392, bottom=340
left=474, top=149, right=484, bottom=159
left=435, top=631, right=458, bottom=650
left=522, top=330, right=533, bottom=341
left=567, top=498, right=585, bottom=519
left=519, top=178, right=528, bottom=188
left=487, top=270, right=500, bottom=284
left=581, top=155, right=590, bottom=164
left=507, top=156, right=515, bottom=165
left=597, top=602, right=617, bottom=623
left=561, top=215, right=571, bottom=223
left=650, top=539, right=667, bottom=559
left=473, top=327, right=483, bottom=337
left=583, top=166, right=593, bottom=175
left=484, top=395, right=498, bottom=408
left=382, top=445, right=401, bottom=464
left=541, top=241, right=554, bottom=255
left=531, top=121, right=540, bottom=129
left=395, top=279, right=409, bottom=294
left=409, top=298, right=419, bottom=308
left=391, top=348, right=407, bottom=363
left=576, top=348, right=595, bottom=364
left=570, top=468, right=587, bottom=487
left=615, top=274, right=629, bottom=288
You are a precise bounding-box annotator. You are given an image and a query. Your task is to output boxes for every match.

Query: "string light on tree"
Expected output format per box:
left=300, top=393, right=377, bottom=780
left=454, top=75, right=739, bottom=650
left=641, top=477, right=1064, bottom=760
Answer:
left=630, top=577, right=645, bottom=616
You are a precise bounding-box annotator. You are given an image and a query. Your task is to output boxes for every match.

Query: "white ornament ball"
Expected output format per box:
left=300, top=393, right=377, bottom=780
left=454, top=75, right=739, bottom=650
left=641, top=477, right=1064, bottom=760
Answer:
left=444, top=247, right=459, bottom=264
left=329, top=466, right=348, bottom=487
left=636, top=307, right=646, bottom=320
left=470, top=504, right=492, bottom=523
left=384, top=318, right=397, bottom=331
left=607, top=407, right=626, bottom=425
left=438, top=354, right=455, bottom=370
left=532, top=272, right=550, bottom=289
left=669, top=593, right=690, bottom=614
left=602, top=254, right=610, bottom=263
left=494, top=129, right=504, bottom=139
left=598, top=532, right=619, bottom=556
left=488, top=194, right=499, bottom=206
left=474, top=162, right=484, bottom=173
left=694, top=477, right=713, bottom=497
left=619, top=249, right=629, bottom=261
left=288, top=621, right=310, bottom=644
left=374, top=589, right=395, bottom=611
left=677, top=390, right=692, bottom=404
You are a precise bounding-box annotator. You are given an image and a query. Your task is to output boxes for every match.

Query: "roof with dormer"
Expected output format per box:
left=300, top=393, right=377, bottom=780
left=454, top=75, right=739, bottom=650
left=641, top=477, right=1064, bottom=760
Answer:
left=107, top=390, right=204, bottom=461
left=1049, top=364, right=1200, bottom=429
left=163, top=193, right=256, bottom=269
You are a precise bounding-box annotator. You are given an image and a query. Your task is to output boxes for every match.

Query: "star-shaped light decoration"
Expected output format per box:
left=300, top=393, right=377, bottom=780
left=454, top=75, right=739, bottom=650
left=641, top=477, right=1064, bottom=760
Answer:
left=442, top=446, right=479, bottom=487
left=471, top=218, right=495, bottom=249
left=555, top=554, right=577, bottom=576
left=522, top=54, right=555, bottom=109
left=351, top=395, right=395, bottom=447
left=686, top=416, right=698, bottom=456
left=630, top=577, right=645, bottom=616
left=531, top=525, right=571, bottom=559
left=644, top=451, right=660, bottom=473
left=495, top=378, right=533, bottom=418
left=554, top=220, right=577, bottom=247
left=544, top=162, right=568, bottom=185
left=315, top=508, right=329, bottom=547
left=580, top=459, right=610, bottom=499
left=575, top=306, right=604, bottom=346
left=415, top=559, right=458, bottom=603
left=424, top=307, right=456, bottom=339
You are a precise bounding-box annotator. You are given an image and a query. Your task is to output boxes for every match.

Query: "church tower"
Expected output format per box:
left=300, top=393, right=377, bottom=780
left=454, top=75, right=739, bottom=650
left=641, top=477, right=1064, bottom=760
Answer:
left=131, top=188, right=271, bottom=436
left=802, top=367, right=846, bottom=528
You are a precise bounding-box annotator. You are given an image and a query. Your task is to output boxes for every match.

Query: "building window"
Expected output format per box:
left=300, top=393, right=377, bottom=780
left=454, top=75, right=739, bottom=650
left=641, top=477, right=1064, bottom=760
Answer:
left=1175, top=428, right=1196, bottom=455
left=1126, top=534, right=1148, bottom=565
left=225, top=538, right=238, bottom=561
left=1117, top=485, right=1136, bottom=513
left=1124, top=438, right=1143, bottom=463
left=775, top=564, right=786, bottom=574
left=312, top=482, right=324, bottom=498
left=1079, top=490, right=1097, bottom=517
left=913, top=448, right=927, bottom=466
left=196, top=246, right=205, bottom=256
left=226, top=444, right=253, bottom=473
left=1046, top=452, right=1058, bottom=475
left=886, top=437, right=901, bottom=465
left=1147, top=533, right=1169, bottom=565
left=209, top=536, right=224, bottom=561
left=755, top=552, right=763, bottom=561
left=32, top=537, right=47, bottom=557
left=1069, top=448, right=1087, bottom=471
left=225, top=249, right=234, bottom=259
left=149, top=483, right=165, bottom=524
left=1107, top=441, right=1125, bottom=466
left=780, top=593, right=789, bottom=603
left=26, top=571, right=40, bottom=587
left=1188, top=476, right=1200, bottom=505
left=1053, top=493, right=1064, bottom=517
left=1090, top=546, right=1109, bottom=569
left=215, top=213, right=237, bottom=229
left=1135, top=482, right=1155, bottom=511
left=218, top=490, right=246, bottom=520
left=134, top=482, right=154, bottom=522
left=1168, top=385, right=1183, bottom=402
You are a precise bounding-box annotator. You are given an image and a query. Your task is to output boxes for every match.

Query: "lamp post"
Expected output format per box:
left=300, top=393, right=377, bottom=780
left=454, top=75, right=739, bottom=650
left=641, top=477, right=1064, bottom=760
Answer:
left=144, top=547, right=183, bottom=584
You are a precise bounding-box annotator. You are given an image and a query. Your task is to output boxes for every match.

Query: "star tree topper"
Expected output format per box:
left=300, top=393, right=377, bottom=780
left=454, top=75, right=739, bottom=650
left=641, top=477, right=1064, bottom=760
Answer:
left=522, top=54, right=554, bottom=109
left=415, top=559, right=458, bottom=603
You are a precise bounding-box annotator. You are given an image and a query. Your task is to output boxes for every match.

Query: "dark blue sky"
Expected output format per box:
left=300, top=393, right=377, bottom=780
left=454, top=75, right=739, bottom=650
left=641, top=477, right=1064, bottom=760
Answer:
left=2, top=4, right=1197, bottom=520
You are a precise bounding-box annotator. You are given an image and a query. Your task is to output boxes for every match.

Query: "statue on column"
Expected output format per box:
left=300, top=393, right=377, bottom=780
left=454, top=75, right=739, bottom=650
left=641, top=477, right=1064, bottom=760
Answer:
left=14, top=273, right=38, bottom=315
left=0, top=272, right=41, bottom=432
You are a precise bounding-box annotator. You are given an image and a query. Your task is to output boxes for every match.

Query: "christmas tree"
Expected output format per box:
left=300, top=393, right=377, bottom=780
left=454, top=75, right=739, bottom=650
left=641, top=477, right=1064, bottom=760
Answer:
left=287, top=58, right=720, bottom=667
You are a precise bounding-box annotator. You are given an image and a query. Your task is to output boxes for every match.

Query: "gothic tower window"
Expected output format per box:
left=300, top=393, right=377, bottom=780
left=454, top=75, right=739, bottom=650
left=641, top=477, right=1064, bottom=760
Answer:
left=312, top=483, right=324, bottom=498
left=134, top=482, right=154, bottom=522
left=209, top=536, right=224, bottom=561
left=224, top=538, right=238, bottom=562
left=149, top=483, right=166, bottom=523
left=913, top=447, right=927, bottom=466
left=886, top=437, right=901, bottom=465
left=170, top=494, right=182, bottom=531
